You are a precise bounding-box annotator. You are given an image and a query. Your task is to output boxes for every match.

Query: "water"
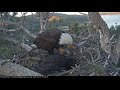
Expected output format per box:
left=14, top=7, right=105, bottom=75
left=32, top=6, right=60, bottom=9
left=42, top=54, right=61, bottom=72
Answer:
left=101, top=14, right=120, bottom=28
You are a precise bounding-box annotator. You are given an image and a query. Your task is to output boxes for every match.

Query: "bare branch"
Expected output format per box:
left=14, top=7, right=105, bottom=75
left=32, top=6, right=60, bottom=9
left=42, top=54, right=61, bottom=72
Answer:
left=0, top=59, right=43, bottom=76
left=110, top=34, right=116, bottom=41
left=0, top=35, right=32, bottom=51
left=103, top=59, right=108, bottom=68
left=0, top=20, right=36, bottom=38
left=89, top=72, right=95, bottom=76
left=113, top=72, right=118, bottom=76
left=79, top=12, right=88, bottom=16
left=21, top=12, right=27, bottom=25
left=0, top=28, right=21, bottom=32
left=20, top=26, right=36, bottom=38
left=77, top=41, right=86, bottom=47
left=84, top=48, right=94, bottom=62
left=49, top=12, right=55, bottom=19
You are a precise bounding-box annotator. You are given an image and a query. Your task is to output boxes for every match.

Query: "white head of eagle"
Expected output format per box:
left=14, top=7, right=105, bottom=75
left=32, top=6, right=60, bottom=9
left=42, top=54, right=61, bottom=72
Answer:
left=33, top=29, right=73, bottom=55
left=59, top=33, right=73, bottom=45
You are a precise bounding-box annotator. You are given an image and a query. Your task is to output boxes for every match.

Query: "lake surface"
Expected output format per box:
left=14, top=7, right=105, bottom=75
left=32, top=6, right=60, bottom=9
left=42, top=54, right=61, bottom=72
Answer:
left=101, top=14, right=120, bottom=28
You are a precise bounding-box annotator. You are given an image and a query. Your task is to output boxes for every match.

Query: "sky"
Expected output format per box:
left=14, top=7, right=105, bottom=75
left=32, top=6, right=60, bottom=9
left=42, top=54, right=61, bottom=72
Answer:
left=15, top=12, right=120, bottom=17
left=16, top=12, right=87, bottom=17
left=55, top=12, right=87, bottom=15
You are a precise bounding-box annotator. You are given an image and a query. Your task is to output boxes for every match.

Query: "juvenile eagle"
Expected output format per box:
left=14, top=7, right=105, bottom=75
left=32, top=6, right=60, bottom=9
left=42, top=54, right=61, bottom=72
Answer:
left=33, top=29, right=75, bottom=55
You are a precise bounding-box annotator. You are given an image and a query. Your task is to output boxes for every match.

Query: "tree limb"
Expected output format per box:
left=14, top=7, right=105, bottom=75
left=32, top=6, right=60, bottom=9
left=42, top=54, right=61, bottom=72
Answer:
left=0, top=35, right=32, bottom=52
left=20, top=26, right=36, bottom=38
left=0, top=59, right=43, bottom=76
left=0, top=20, right=36, bottom=38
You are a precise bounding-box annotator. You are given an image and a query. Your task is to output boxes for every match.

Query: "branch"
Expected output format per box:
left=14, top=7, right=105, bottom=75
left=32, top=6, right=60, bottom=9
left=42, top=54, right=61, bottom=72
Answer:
left=80, top=34, right=92, bottom=41
left=0, top=35, right=32, bottom=52
left=20, top=26, right=36, bottom=38
left=89, top=72, right=95, bottom=76
left=0, top=20, right=36, bottom=38
left=79, top=12, right=88, bottom=16
left=110, top=34, right=116, bottom=41
left=77, top=41, right=86, bottom=47
left=84, top=48, right=94, bottom=62
left=49, top=12, right=54, bottom=19
left=0, top=59, right=43, bottom=76
left=0, top=28, right=21, bottom=32
left=76, top=34, right=92, bottom=47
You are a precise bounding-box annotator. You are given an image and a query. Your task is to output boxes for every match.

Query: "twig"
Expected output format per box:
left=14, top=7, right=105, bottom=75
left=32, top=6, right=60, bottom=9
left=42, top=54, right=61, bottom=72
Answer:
left=107, top=54, right=111, bottom=59
left=113, top=72, right=118, bottom=76
left=103, top=59, right=108, bottom=68
left=77, top=41, right=86, bottom=47
left=0, top=28, right=21, bottom=32
left=103, top=54, right=111, bottom=68
left=84, top=48, right=94, bottom=62
left=110, top=34, right=116, bottom=41
left=94, top=49, right=100, bottom=62
left=89, top=72, right=95, bottom=76
left=79, top=12, right=88, bottom=16
left=80, top=34, right=92, bottom=41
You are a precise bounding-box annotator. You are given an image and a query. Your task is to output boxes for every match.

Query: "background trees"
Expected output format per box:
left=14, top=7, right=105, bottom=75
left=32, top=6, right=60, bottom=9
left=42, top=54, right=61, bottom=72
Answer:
left=0, top=12, right=120, bottom=76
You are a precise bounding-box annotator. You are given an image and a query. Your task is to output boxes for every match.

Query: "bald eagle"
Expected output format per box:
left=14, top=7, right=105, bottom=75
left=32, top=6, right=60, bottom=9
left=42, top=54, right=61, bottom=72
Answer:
left=33, top=29, right=75, bottom=55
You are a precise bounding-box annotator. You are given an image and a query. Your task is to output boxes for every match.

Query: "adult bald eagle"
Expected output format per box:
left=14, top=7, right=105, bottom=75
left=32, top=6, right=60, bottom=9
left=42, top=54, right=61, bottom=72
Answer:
left=33, top=29, right=75, bottom=55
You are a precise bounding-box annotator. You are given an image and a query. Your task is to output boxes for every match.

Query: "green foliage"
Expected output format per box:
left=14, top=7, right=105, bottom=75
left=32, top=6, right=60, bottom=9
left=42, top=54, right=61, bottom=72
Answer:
left=21, top=15, right=40, bottom=33
left=69, top=21, right=80, bottom=33
left=0, top=12, right=18, bottom=21
left=0, top=38, right=25, bottom=59
left=109, top=24, right=120, bottom=41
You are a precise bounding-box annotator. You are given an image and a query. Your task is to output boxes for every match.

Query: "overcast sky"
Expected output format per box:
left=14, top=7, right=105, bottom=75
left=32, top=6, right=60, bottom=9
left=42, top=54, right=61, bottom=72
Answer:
left=16, top=12, right=87, bottom=17
left=55, top=12, right=87, bottom=15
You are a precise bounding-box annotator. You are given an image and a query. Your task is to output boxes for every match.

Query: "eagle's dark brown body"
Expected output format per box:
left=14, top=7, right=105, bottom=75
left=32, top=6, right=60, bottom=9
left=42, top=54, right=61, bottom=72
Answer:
left=33, top=29, right=64, bottom=54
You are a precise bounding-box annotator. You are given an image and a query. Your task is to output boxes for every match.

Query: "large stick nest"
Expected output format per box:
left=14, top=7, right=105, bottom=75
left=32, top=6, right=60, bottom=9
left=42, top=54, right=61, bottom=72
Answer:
left=8, top=29, right=120, bottom=76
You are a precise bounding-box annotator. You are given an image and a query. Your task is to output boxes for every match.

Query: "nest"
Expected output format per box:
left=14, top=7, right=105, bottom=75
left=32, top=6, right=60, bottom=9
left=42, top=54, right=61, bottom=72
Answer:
left=10, top=30, right=120, bottom=76
left=11, top=45, right=117, bottom=76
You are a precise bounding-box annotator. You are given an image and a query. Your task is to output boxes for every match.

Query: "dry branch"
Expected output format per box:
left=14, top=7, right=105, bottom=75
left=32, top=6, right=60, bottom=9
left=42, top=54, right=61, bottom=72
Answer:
left=0, top=20, right=35, bottom=38
left=0, top=60, right=43, bottom=76
left=0, top=35, right=32, bottom=51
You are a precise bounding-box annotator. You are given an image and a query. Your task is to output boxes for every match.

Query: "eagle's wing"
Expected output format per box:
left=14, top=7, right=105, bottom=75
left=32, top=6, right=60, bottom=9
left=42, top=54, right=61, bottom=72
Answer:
left=34, top=33, right=57, bottom=51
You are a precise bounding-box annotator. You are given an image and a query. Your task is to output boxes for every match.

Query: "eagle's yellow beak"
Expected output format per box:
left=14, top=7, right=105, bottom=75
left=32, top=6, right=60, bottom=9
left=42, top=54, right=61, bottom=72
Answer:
left=59, top=47, right=65, bottom=55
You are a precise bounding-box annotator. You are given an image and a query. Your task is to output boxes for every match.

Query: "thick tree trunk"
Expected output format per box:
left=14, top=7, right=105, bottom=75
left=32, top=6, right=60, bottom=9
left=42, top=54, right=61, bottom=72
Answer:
left=37, top=12, right=50, bottom=33
left=114, top=35, right=120, bottom=65
left=88, top=12, right=120, bottom=65
left=88, top=12, right=111, bottom=54
left=0, top=60, right=43, bottom=76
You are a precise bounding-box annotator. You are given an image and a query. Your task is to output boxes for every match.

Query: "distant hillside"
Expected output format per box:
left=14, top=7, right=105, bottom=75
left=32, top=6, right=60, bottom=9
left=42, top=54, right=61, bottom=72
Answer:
left=19, top=13, right=88, bottom=32
left=26, top=13, right=88, bottom=23
left=100, top=12, right=120, bottom=15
